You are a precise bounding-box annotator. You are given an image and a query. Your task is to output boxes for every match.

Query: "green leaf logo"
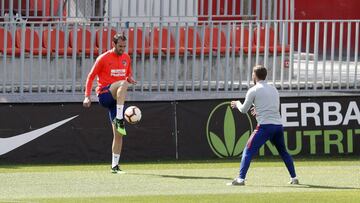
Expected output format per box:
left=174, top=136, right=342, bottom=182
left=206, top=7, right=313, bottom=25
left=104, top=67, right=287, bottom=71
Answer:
left=206, top=102, right=253, bottom=158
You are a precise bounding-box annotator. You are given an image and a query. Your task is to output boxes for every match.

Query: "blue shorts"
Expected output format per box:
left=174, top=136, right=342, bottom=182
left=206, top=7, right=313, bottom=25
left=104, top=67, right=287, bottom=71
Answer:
left=98, top=85, right=116, bottom=122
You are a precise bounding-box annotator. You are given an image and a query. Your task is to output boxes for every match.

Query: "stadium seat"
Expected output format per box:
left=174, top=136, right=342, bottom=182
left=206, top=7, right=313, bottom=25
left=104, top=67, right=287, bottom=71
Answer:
left=69, top=27, right=99, bottom=56
left=152, top=27, right=182, bottom=55
left=230, top=26, right=258, bottom=53
left=96, top=28, right=117, bottom=53
left=204, top=27, right=229, bottom=54
left=15, top=27, right=47, bottom=55
left=128, top=28, right=151, bottom=55
left=42, top=28, right=73, bottom=56
left=179, top=27, right=210, bottom=55
left=0, top=28, right=21, bottom=56
left=253, top=26, right=290, bottom=53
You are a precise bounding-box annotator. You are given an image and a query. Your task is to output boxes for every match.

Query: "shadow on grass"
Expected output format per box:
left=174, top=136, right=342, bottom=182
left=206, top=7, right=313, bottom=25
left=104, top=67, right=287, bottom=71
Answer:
left=255, top=184, right=360, bottom=190
left=0, top=165, right=19, bottom=169
left=130, top=172, right=232, bottom=180
left=298, top=184, right=360, bottom=190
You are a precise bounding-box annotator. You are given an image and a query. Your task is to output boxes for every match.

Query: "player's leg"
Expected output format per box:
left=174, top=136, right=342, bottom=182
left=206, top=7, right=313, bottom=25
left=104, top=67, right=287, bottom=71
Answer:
left=239, top=126, right=270, bottom=178
left=270, top=125, right=298, bottom=184
left=98, top=89, right=124, bottom=173
left=111, top=123, right=124, bottom=173
left=230, top=125, right=270, bottom=185
left=109, top=106, right=125, bottom=173
left=109, top=81, right=129, bottom=135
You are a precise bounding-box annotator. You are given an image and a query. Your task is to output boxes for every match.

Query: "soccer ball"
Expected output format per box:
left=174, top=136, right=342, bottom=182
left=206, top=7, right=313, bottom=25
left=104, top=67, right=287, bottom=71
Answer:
left=124, top=106, right=142, bottom=124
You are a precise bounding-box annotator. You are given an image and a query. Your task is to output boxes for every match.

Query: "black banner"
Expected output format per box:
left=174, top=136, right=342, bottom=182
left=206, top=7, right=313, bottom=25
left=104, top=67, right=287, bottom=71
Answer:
left=0, top=96, right=359, bottom=163
left=177, top=97, right=360, bottom=159
left=0, top=102, right=176, bottom=163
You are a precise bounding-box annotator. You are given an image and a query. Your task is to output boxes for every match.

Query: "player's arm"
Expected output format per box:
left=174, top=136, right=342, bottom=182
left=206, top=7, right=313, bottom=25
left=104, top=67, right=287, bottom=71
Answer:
left=230, top=89, right=255, bottom=113
left=83, top=57, right=102, bottom=108
left=125, top=55, right=137, bottom=85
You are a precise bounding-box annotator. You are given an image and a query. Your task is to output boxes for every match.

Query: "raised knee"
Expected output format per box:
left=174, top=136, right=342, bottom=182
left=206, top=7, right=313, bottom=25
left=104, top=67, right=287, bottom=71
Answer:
left=116, top=81, right=129, bottom=92
left=119, top=81, right=129, bottom=89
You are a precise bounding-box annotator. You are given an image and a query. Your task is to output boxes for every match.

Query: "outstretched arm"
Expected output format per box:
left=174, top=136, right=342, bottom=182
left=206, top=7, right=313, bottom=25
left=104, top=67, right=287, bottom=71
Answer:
left=125, top=55, right=137, bottom=85
left=230, top=89, right=256, bottom=113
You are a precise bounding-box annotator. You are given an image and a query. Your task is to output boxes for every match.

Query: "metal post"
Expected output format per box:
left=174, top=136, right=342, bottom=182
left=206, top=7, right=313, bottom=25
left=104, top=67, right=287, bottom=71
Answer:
left=149, top=22, right=154, bottom=92
left=338, top=22, right=344, bottom=88
left=322, top=22, right=328, bottom=90
left=235, top=0, right=239, bottom=16
left=230, top=22, right=236, bottom=90
left=262, top=0, right=266, bottom=20
left=264, top=22, right=270, bottom=69
left=1, top=0, right=4, bottom=16
left=255, top=22, right=260, bottom=66
left=239, top=22, right=245, bottom=91
left=192, top=24, right=198, bottom=92
left=354, top=22, right=359, bottom=89
left=1, top=25, right=7, bottom=92
left=274, top=0, right=278, bottom=20
left=26, top=0, right=30, bottom=18
left=216, top=0, right=220, bottom=16
left=63, top=23, right=69, bottom=92
left=289, top=21, right=294, bottom=89
left=55, top=23, right=60, bottom=93
left=157, top=24, right=163, bottom=91
left=268, top=0, right=272, bottom=20
left=216, top=24, right=221, bottom=91
left=247, top=23, right=253, bottom=87
left=208, top=23, right=214, bottom=91
left=174, top=23, right=180, bottom=92
left=136, top=0, right=140, bottom=16
left=224, top=0, right=228, bottom=16
left=29, top=24, right=34, bottom=93
left=183, top=24, right=189, bottom=92
left=256, top=0, right=260, bottom=20
left=200, top=24, right=205, bottom=91
left=165, top=26, right=171, bottom=91
left=11, top=25, right=17, bottom=93
left=296, top=22, right=302, bottom=90
left=330, top=22, right=336, bottom=90
left=71, top=24, right=78, bottom=94
left=346, top=22, right=351, bottom=89
left=313, top=22, right=319, bottom=90
left=38, top=24, right=44, bottom=93
left=141, top=23, right=146, bottom=92
left=224, top=22, right=231, bottom=91
left=272, top=22, right=278, bottom=85
left=290, top=0, right=295, bottom=19
left=304, top=22, right=310, bottom=90
left=208, top=0, right=213, bottom=21
left=248, top=0, right=252, bottom=16
left=19, top=23, right=25, bottom=94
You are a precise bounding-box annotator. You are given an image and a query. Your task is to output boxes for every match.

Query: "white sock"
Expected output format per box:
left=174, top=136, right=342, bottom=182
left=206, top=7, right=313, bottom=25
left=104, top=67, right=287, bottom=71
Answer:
left=116, top=105, right=124, bottom=120
left=112, top=153, right=120, bottom=168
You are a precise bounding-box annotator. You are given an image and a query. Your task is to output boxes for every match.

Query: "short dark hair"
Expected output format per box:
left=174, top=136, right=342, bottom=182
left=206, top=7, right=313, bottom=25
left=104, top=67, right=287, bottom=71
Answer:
left=113, top=32, right=127, bottom=44
left=253, top=65, right=267, bottom=80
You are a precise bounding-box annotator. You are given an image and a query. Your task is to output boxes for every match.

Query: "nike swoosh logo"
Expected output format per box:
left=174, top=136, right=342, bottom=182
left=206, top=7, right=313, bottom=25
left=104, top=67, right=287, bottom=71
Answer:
left=0, top=115, right=78, bottom=156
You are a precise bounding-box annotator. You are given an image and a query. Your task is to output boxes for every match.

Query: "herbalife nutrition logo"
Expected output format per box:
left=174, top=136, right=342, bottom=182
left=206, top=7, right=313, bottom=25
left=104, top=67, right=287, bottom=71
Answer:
left=206, top=102, right=254, bottom=158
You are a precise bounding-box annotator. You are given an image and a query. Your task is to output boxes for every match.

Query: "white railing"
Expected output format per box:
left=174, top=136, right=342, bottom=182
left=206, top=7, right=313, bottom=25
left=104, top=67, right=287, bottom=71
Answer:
left=1, top=0, right=295, bottom=24
left=0, top=19, right=359, bottom=102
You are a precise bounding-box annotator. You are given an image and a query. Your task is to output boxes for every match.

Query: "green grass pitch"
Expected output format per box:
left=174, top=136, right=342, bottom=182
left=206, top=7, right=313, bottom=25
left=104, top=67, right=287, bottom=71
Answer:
left=0, top=157, right=359, bottom=203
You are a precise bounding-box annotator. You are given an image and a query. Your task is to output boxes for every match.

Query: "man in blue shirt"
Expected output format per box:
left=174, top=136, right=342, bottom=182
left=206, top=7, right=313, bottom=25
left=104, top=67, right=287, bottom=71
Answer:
left=229, top=65, right=298, bottom=186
